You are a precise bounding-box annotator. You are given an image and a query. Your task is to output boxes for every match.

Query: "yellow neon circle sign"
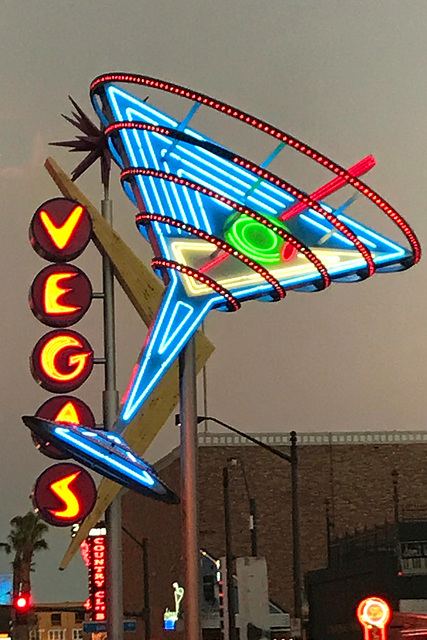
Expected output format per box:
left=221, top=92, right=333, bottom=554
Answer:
left=49, top=471, right=81, bottom=518
left=31, top=330, right=94, bottom=393
left=44, top=272, right=80, bottom=315
left=40, top=334, right=91, bottom=382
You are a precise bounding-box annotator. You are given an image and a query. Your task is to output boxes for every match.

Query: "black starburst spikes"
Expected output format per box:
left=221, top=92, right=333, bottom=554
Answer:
left=50, top=96, right=112, bottom=190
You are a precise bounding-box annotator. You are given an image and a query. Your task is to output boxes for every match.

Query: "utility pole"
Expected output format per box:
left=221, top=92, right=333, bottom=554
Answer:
left=249, top=498, right=257, bottom=557
left=229, top=457, right=257, bottom=557
left=142, top=538, right=151, bottom=640
left=223, top=466, right=237, bottom=640
left=239, top=460, right=257, bottom=557
left=290, top=430, right=302, bottom=623
left=121, top=527, right=151, bottom=639
left=392, top=469, right=399, bottom=523
left=325, top=498, right=332, bottom=567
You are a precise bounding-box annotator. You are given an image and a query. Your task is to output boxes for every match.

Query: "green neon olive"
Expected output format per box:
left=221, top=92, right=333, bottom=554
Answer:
left=226, top=215, right=284, bottom=264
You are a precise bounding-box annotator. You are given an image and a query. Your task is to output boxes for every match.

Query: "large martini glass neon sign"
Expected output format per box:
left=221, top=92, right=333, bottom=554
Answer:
left=86, top=73, right=420, bottom=430
left=25, top=73, right=421, bottom=499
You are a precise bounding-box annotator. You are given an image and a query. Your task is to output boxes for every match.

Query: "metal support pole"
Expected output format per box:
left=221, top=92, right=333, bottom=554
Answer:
left=325, top=498, right=332, bottom=567
left=179, top=336, right=202, bottom=640
left=201, top=322, right=209, bottom=434
left=121, top=527, right=150, bottom=636
left=235, top=457, right=257, bottom=557
left=290, top=430, right=302, bottom=626
left=101, top=197, right=122, bottom=640
left=249, top=498, right=257, bottom=557
left=142, top=538, right=151, bottom=640
left=392, top=469, right=399, bottom=523
left=223, top=466, right=237, bottom=640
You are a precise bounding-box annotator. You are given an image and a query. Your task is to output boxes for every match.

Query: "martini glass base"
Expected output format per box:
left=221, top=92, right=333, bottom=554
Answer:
left=22, top=416, right=179, bottom=505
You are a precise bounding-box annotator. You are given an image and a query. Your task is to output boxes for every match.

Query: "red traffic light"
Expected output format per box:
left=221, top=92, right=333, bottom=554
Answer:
left=14, top=593, right=32, bottom=613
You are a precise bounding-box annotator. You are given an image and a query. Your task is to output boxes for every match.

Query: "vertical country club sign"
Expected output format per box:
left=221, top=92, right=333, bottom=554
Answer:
left=29, top=197, right=97, bottom=523
left=88, top=531, right=107, bottom=622
left=80, top=524, right=108, bottom=623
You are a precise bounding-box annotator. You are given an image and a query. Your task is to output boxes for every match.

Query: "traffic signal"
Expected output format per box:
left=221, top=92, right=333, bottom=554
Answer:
left=202, top=574, right=216, bottom=604
left=218, top=558, right=228, bottom=640
left=13, top=593, right=33, bottom=618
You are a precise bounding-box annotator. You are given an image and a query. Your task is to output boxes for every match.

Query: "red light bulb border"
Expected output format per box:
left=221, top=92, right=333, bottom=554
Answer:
left=92, top=73, right=420, bottom=265
left=110, top=121, right=373, bottom=278
left=136, top=211, right=286, bottom=300
left=151, top=258, right=240, bottom=311
left=127, top=168, right=331, bottom=290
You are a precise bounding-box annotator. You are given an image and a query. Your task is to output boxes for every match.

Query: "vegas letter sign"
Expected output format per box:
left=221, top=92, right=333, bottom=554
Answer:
left=29, top=197, right=95, bottom=420
left=32, top=462, right=97, bottom=527
left=26, top=196, right=179, bottom=503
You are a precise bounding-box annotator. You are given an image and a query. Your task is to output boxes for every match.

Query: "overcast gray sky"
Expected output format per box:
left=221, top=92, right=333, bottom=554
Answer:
left=1, top=0, right=427, bottom=602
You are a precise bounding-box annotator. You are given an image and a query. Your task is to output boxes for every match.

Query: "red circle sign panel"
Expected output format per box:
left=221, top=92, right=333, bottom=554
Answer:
left=30, top=329, right=94, bottom=393
left=357, top=597, right=391, bottom=630
left=32, top=396, right=96, bottom=460
left=30, top=264, right=93, bottom=328
left=33, top=462, right=97, bottom=526
left=30, top=198, right=92, bottom=262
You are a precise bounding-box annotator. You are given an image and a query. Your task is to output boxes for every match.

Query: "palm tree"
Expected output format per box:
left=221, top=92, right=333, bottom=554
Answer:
left=1, top=512, right=49, bottom=640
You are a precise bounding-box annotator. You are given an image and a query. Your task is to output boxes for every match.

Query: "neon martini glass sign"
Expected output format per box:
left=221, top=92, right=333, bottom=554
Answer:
left=164, top=582, right=184, bottom=630
left=87, top=72, right=420, bottom=430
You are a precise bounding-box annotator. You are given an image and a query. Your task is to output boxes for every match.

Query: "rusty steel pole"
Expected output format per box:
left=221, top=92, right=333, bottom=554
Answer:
left=179, top=337, right=202, bottom=640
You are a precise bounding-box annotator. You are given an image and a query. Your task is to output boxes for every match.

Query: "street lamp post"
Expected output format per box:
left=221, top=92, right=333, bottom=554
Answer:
left=195, top=416, right=302, bottom=624
left=290, top=430, right=302, bottom=621
left=228, top=457, right=257, bottom=557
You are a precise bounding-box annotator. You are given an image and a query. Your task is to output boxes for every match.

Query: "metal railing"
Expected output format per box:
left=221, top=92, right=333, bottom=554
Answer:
left=198, top=430, right=427, bottom=447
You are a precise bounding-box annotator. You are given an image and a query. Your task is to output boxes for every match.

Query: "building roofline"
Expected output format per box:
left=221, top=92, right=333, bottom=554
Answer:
left=34, top=601, right=85, bottom=609
left=199, top=429, right=427, bottom=447
left=154, top=429, right=427, bottom=469
left=155, top=445, right=180, bottom=471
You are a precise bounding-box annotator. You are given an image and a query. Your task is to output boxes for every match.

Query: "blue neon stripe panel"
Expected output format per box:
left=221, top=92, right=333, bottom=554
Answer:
left=91, top=83, right=411, bottom=425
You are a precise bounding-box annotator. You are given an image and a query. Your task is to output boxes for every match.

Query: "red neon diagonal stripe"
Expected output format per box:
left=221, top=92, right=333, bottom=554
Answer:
left=279, top=155, right=376, bottom=221
left=92, top=74, right=420, bottom=264
left=199, top=251, right=229, bottom=273
left=199, top=156, right=375, bottom=274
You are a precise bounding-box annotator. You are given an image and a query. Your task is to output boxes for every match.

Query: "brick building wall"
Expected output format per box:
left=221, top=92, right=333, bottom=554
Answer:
left=122, top=431, right=427, bottom=638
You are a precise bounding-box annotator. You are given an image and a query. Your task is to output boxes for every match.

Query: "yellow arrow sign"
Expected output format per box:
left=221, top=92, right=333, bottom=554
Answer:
left=44, top=158, right=214, bottom=570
